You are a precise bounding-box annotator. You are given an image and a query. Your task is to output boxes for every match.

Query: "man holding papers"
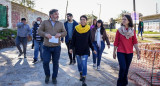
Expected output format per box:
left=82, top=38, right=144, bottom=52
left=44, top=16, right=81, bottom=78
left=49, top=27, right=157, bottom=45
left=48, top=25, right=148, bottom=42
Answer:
left=38, top=9, right=67, bottom=84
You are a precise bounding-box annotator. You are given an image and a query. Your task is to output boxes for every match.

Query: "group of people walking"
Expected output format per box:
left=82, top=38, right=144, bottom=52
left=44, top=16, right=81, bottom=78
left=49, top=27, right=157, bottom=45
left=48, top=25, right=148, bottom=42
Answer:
left=15, top=9, right=141, bottom=86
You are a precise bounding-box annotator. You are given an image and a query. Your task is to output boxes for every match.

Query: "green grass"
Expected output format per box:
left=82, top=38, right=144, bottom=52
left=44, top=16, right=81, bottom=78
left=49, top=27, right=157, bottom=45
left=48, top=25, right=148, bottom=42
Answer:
left=137, top=37, right=152, bottom=43
left=143, top=35, right=160, bottom=41
left=106, top=29, right=117, bottom=33
left=143, top=31, right=160, bottom=34
left=106, top=29, right=160, bottom=34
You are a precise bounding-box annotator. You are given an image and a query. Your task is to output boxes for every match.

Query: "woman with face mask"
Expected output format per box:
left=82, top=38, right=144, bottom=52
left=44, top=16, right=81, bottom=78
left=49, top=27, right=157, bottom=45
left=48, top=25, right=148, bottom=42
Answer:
left=69, top=15, right=96, bottom=86
left=113, top=15, right=141, bottom=86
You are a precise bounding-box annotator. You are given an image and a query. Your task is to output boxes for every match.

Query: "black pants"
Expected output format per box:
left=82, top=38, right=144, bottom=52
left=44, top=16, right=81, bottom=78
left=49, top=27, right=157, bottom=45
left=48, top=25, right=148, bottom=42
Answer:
left=66, top=40, right=75, bottom=62
left=117, top=52, right=133, bottom=86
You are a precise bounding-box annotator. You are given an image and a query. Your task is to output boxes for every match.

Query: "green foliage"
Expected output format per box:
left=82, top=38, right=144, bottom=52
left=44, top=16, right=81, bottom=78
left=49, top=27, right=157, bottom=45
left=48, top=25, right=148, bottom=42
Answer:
left=0, top=29, right=17, bottom=40
left=85, top=14, right=98, bottom=25
left=11, top=0, right=35, bottom=8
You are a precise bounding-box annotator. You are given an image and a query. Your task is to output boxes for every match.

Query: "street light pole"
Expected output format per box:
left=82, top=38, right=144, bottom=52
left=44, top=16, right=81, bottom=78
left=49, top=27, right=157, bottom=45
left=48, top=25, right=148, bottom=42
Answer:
left=133, top=0, right=136, bottom=31
left=91, top=11, right=93, bottom=25
left=98, top=4, right=101, bottom=19
left=65, top=0, right=68, bottom=21
left=156, top=2, right=158, bottom=14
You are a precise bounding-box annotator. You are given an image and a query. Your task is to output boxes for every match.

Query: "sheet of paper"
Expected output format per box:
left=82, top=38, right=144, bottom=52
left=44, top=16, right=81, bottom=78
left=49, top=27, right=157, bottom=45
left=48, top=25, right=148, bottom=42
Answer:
left=49, top=36, right=59, bottom=43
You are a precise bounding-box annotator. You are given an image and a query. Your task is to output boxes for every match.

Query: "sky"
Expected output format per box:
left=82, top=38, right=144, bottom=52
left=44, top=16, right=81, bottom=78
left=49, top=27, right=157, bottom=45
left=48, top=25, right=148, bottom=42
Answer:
left=34, top=0, right=160, bottom=22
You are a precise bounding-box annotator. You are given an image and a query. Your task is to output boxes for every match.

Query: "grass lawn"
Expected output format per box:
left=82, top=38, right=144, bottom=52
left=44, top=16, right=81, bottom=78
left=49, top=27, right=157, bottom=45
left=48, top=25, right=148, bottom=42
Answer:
left=137, top=37, right=152, bottom=43
left=106, top=29, right=117, bottom=33
left=106, top=29, right=160, bottom=34
left=106, top=30, right=152, bottom=43
left=143, top=35, right=160, bottom=41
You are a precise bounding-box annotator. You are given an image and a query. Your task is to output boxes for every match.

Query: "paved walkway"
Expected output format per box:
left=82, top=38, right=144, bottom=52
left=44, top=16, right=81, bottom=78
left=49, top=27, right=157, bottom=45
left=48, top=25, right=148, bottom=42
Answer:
left=0, top=42, right=137, bottom=86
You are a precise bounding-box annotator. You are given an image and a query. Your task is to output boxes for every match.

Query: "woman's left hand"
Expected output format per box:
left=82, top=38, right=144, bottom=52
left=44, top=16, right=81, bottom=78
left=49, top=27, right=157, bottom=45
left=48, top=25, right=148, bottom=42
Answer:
left=137, top=52, right=141, bottom=60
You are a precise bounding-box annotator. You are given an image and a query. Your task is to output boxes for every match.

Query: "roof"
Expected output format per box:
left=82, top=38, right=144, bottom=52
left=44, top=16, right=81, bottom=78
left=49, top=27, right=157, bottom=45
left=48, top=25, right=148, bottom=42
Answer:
left=142, top=14, right=160, bottom=21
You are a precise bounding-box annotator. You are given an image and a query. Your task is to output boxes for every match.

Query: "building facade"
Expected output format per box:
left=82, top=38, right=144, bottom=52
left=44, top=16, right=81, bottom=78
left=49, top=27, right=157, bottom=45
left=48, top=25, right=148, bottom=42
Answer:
left=0, top=0, right=49, bottom=30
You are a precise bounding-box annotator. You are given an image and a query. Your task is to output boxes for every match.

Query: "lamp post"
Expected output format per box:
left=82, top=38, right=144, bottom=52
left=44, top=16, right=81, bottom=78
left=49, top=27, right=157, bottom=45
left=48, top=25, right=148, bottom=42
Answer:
left=98, top=4, right=101, bottom=19
left=156, top=2, right=158, bottom=14
left=65, top=0, right=68, bottom=21
left=133, top=0, right=136, bottom=31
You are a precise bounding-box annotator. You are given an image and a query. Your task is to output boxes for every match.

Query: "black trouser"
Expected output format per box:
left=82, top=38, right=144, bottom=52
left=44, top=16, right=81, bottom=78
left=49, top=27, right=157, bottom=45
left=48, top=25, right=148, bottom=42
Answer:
left=66, top=40, right=75, bottom=62
left=117, top=52, right=133, bottom=86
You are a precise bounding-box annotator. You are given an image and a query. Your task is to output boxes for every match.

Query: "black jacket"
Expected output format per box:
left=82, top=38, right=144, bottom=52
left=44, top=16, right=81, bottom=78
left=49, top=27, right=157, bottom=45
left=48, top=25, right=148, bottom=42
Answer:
left=70, top=29, right=94, bottom=56
left=32, top=22, right=44, bottom=42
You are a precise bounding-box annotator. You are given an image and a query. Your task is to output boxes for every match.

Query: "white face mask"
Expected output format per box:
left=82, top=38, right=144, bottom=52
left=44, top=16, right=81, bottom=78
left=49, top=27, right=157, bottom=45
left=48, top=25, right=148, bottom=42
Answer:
left=37, top=21, right=41, bottom=25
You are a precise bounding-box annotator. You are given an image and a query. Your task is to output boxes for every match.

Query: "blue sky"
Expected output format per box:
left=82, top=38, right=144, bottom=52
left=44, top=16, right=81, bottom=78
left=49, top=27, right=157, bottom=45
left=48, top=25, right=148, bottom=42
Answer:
left=34, top=0, right=160, bottom=22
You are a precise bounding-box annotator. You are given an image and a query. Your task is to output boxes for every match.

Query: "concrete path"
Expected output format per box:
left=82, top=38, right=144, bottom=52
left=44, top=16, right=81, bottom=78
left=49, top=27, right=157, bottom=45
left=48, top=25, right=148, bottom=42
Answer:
left=0, top=42, right=137, bottom=86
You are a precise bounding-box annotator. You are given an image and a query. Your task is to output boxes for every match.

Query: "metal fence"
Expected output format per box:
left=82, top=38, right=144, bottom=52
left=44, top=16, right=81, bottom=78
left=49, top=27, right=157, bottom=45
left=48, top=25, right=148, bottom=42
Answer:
left=129, top=43, right=160, bottom=86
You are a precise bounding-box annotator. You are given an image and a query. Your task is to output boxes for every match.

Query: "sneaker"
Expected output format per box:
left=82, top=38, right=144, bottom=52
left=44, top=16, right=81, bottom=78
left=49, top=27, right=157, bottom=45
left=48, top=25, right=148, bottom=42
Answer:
left=18, top=52, right=23, bottom=57
left=82, top=77, right=87, bottom=86
left=32, top=59, right=38, bottom=63
left=97, top=66, right=101, bottom=71
left=72, top=60, right=76, bottom=65
left=45, top=76, right=50, bottom=84
left=142, top=37, right=143, bottom=40
left=69, top=61, right=72, bottom=65
left=93, top=63, right=96, bottom=68
left=52, top=78, right=57, bottom=84
left=80, top=72, right=83, bottom=81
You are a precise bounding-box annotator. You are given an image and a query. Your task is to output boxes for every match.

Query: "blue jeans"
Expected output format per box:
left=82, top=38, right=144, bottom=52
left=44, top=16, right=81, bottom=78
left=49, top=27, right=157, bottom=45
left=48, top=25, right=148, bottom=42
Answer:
left=138, top=28, right=143, bottom=37
left=43, top=45, right=61, bottom=78
left=76, top=55, right=88, bottom=76
left=92, top=41, right=105, bottom=66
left=117, top=52, right=133, bottom=86
left=15, top=36, right=27, bottom=55
left=34, top=40, right=43, bottom=60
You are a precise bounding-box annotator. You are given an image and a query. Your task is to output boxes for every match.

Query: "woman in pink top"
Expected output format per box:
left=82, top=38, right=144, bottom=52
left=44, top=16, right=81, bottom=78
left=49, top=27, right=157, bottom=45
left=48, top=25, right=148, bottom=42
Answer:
left=90, top=19, right=97, bottom=29
left=113, top=15, right=141, bottom=86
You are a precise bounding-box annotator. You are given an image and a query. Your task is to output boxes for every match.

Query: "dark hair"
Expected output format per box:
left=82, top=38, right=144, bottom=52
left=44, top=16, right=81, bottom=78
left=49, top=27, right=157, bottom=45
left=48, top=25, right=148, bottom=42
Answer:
left=21, top=18, right=26, bottom=21
left=80, top=15, right=88, bottom=20
left=92, top=19, right=97, bottom=25
left=67, top=13, right=73, bottom=17
left=49, top=9, right=58, bottom=15
left=95, top=20, right=105, bottom=35
left=123, top=15, right=133, bottom=27
left=37, top=17, right=41, bottom=20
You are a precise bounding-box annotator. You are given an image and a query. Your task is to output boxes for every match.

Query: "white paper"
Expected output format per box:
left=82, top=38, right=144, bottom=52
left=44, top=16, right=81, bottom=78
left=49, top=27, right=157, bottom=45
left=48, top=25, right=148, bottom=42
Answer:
left=49, top=36, right=59, bottom=43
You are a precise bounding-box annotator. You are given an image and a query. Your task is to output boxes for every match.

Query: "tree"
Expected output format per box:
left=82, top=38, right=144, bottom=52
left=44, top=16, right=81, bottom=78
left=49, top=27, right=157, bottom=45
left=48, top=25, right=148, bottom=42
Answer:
left=115, top=10, right=130, bottom=24
left=115, top=10, right=143, bottom=24
left=85, top=14, right=98, bottom=25
left=11, top=0, right=35, bottom=8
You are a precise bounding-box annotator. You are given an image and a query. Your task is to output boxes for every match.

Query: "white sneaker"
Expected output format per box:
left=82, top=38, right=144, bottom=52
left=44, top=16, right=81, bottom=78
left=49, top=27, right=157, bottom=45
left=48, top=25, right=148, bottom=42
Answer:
left=93, top=64, right=96, bottom=68
left=97, top=66, right=101, bottom=71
